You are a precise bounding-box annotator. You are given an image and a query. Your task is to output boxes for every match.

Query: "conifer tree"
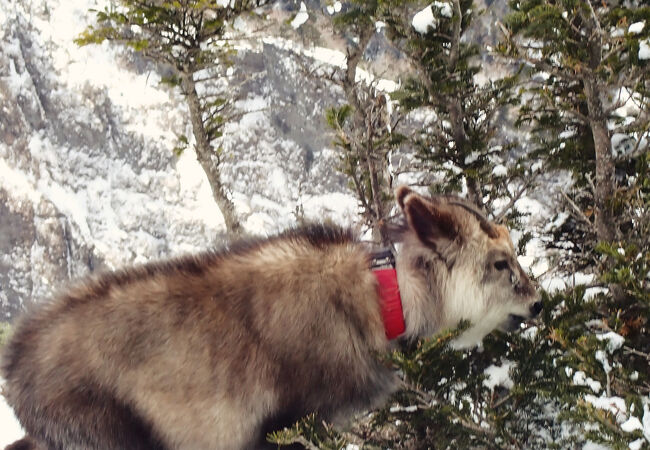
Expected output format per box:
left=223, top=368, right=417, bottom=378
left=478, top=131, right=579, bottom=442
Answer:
left=324, top=0, right=405, bottom=245
left=501, top=0, right=650, bottom=244
left=75, top=0, right=269, bottom=235
left=324, top=0, right=529, bottom=243
left=384, top=0, right=530, bottom=217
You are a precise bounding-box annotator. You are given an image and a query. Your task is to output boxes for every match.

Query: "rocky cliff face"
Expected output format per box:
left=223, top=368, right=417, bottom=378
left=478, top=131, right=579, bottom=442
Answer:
left=0, top=0, right=362, bottom=319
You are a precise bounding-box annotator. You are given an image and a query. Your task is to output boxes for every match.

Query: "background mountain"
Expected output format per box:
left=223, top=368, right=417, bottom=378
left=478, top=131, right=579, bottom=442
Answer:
left=0, top=0, right=367, bottom=319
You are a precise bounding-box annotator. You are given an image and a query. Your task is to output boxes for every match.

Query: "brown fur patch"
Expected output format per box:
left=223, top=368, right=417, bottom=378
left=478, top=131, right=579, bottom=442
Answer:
left=4, top=437, right=45, bottom=450
left=2, top=224, right=393, bottom=450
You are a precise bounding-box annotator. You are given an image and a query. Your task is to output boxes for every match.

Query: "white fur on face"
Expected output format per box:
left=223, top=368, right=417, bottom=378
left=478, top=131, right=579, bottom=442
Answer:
left=449, top=302, right=517, bottom=349
left=433, top=247, right=536, bottom=349
left=441, top=263, right=503, bottom=348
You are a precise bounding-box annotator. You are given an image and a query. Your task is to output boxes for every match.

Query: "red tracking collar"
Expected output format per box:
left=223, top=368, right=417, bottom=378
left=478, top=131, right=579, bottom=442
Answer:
left=373, top=268, right=405, bottom=340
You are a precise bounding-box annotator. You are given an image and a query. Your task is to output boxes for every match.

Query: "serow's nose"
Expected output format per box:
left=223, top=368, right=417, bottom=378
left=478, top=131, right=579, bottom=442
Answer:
left=530, top=301, right=543, bottom=317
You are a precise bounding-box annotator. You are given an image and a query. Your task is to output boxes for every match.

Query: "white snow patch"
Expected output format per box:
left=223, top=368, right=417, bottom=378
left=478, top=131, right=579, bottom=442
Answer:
left=559, top=129, right=577, bottom=139
left=628, top=21, right=645, bottom=34
left=572, top=370, right=601, bottom=393
left=483, top=360, right=515, bottom=390
left=596, top=331, right=625, bottom=353
left=301, top=192, right=358, bottom=225
left=583, top=442, right=610, bottom=450
left=464, top=151, right=480, bottom=165
left=243, top=211, right=275, bottom=236
left=412, top=5, right=437, bottom=34
left=291, top=2, right=309, bottom=29
left=595, top=350, right=612, bottom=374
left=492, top=164, right=507, bottom=177
left=326, top=1, right=342, bottom=14
left=0, top=381, right=23, bottom=448
left=233, top=16, right=249, bottom=32
left=629, top=438, right=645, bottom=450
left=434, top=1, right=453, bottom=18
left=584, top=394, right=627, bottom=422
left=642, top=402, right=650, bottom=442
left=176, top=148, right=226, bottom=231
left=534, top=71, right=551, bottom=81
left=612, top=133, right=635, bottom=156
left=235, top=95, right=268, bottom=128
left=389, top=404, right=418, bottom=413
left=357, top=72, right=398, bottom=93
left=308, top=46, right=347, bottom=68
left=639, top=39, right=650, bottom=60
left=621, top=416, right=643, bottom=433
left=585, top=287, right=609, bottom=301
left=545, top=212, right=569, bottom=232
left=262, top=37, right=397, bottom=93
left=521, top=325, right=538, bottom=341
left=573, top=273, right=596, bottom=285
left=0, top=160, right=42, bottom=204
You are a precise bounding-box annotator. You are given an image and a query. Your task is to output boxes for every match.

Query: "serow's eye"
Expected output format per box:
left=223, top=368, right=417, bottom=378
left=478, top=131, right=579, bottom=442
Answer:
left=494, top=260, right=509, bottom=271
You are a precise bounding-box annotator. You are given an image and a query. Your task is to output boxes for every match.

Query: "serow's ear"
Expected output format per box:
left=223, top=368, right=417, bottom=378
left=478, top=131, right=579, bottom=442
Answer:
left=402, top=193, right=462, bottom=265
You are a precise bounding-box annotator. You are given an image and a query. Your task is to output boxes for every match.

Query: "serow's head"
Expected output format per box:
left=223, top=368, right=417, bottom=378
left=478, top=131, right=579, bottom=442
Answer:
left=395, top=186, right=541, bottom=348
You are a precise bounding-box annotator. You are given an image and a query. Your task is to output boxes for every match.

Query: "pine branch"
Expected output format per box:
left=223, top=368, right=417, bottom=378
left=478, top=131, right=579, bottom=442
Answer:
left=623, top=346, right=650, bottom=361
left=512, top=45, right=582, bottom=83
left=494, top=173, right=537, bottom=222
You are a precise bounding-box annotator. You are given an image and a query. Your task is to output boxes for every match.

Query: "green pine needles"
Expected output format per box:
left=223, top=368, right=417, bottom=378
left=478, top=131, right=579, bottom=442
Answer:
left=277, top=0, right=649, bottom=448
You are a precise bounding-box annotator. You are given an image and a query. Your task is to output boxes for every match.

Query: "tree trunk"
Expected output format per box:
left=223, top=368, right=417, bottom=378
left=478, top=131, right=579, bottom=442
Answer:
left=448, top=97, right=483, bottom=209
left=465, top=175, right=483, bottom=210
left=181, top=72, right=242, bottom=235
left=366, top=111, right=391, bottom=246
left=584, top=76, right=615, bottom=242
left=448, top=0, right=483, bottom=210
left=343, top=25, right=392, bottom=245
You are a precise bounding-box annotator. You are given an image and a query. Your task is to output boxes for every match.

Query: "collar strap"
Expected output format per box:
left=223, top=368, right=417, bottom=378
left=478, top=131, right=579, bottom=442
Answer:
left=370, top=247, right=396, bottom=269
left=373, top=268, right=406, bottom=340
